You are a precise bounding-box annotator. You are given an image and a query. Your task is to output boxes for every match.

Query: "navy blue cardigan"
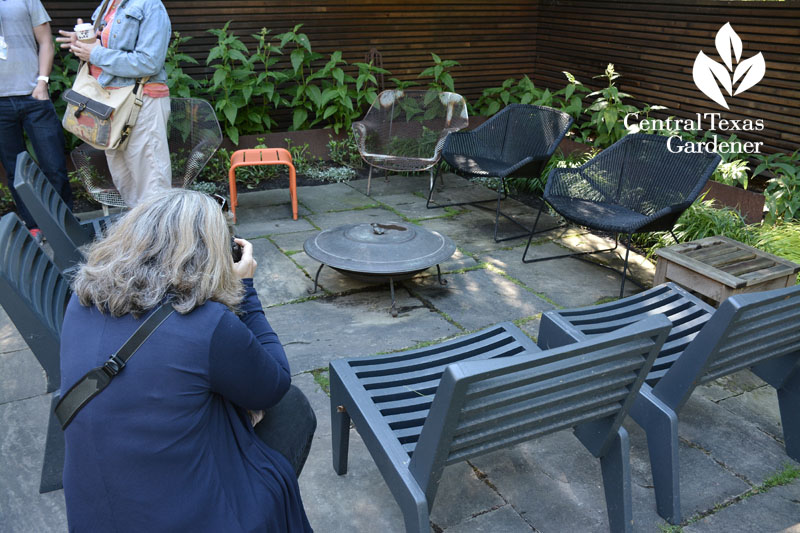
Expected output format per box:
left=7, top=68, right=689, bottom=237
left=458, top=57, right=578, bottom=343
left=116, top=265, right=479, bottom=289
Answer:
left=60, top=280, right=312, bottom=532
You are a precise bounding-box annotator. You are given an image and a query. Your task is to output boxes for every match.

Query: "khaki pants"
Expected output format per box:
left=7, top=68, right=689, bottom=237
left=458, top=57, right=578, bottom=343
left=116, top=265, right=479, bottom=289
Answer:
left=106, top=96, right=171, bottom=208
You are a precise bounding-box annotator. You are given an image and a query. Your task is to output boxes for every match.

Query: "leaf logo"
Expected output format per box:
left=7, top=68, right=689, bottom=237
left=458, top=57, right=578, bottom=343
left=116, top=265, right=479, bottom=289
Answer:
left=693, top=23, right=766, bottom=109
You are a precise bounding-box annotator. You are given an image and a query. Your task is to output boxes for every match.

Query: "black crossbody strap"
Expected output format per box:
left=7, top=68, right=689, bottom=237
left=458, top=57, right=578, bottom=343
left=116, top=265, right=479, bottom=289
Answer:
left=55, top=302, right=175, bottom=430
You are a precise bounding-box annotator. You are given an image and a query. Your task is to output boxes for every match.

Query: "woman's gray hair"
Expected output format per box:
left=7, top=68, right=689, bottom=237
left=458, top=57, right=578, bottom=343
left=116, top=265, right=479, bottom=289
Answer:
left=72, top=189, right=243, bottom=316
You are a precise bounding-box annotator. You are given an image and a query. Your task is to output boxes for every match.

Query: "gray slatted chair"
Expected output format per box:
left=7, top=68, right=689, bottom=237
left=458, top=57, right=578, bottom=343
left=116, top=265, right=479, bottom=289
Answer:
left=537, top=282, right=800, bottom=524
left=13, top=151, right=115, bottom=273
left=330, top=317, right=672, bottom=532
left=430, top=104, right=573, bottom=242
left=0, top=212, right=70, bottom=493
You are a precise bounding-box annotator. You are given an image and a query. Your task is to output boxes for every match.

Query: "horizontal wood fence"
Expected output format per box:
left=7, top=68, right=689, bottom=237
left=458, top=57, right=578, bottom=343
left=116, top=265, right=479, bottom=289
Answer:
left=42, top=1, right=798, bottom=152
left=43, top=1, right=539, bottom=130
left=532, top=0, right=800, bottom=154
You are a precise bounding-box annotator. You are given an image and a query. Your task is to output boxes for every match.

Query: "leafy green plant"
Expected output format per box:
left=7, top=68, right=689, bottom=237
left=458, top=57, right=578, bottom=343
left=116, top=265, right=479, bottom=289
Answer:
left=284, top=139, right=320, bottom=174
left=700, top=132, right=749, bottom=189
left=312, top=51, right=357, bottom=134
left=248, top=27, right=283, bottom=132
left=632, top=196, right=759, bottom=258
left=0, top=182, right=16, bottom=215
left=67, top=171, right=102, bottom=208
left=756, top=222, right=800, bottom=283
left=165, top=32, right=201, bottom=98
left=327, top=132, right=363, bottom=169
left=388, top=77, right=418, bottom=91
left=276, top=24, right=325, bottom=131
left=582, top=64, right=640, bottom=147
left=418, top=53, right=459, bottom=92
left=189, top=181, right=220, bottom=195
left=305, top=166, right=356, bottom=183
left=50, top=39, right=81, bottom=150
left=205, top=22, right=260, bottom=144
left=577, top=64, right=667, bottom=148
left=559, top=71, right=592, bottom=124
left=353, top=60, right=389, bottom=115
left=752, top=150, right=800, bottom=224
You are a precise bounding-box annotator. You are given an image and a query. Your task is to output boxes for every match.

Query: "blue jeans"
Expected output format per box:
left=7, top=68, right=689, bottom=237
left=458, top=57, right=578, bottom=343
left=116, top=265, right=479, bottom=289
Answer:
left=0, top=95, right=72, bottom=229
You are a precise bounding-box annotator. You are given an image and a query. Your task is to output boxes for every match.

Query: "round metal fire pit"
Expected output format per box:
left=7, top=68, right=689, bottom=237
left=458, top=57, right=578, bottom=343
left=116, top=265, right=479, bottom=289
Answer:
left=304, top=221, right=456, bottom=316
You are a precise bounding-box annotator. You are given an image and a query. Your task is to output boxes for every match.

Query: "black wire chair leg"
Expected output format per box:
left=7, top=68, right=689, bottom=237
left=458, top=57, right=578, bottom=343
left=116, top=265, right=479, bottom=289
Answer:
left=309, top=263, right=325, bottom=294
left=389, top=277, right=398, bottom=318
left=426, top=163, right=443, bottom=208
left=522, top=201, right=570, bottom=262
left=490, top=178, right=533, bottom=242
left=619, top=234, right=632, bottom=298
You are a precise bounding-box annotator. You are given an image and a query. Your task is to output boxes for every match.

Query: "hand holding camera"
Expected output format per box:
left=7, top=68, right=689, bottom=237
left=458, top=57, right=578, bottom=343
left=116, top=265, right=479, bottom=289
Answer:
left=231, top=237, right=257, bottom=279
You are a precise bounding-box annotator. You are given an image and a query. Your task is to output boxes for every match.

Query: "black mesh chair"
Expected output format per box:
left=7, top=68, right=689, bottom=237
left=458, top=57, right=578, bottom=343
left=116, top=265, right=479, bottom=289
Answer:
left=13, top=152, right=114, bottom=273
left=430, top=104, right=573, bottom=242
left=0, top=212, right=70, bottom=492
left=522, top=133, right=721, bottom=297
left=353, top=90, right=469, bottom=195
left=71, top=97, right=222, bottom=210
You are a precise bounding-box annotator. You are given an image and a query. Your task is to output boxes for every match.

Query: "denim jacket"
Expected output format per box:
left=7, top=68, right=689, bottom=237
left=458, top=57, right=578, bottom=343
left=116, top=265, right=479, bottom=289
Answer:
left=88, top=0, right=170, bottom=88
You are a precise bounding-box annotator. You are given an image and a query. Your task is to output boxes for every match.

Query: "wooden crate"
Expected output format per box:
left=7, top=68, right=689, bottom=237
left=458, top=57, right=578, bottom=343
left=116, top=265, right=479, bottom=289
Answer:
left=654, top=236, right=800, bottom=305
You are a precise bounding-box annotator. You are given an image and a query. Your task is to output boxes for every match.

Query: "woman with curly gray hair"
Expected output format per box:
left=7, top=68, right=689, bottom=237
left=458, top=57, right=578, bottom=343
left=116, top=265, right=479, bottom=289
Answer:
left=60, top=189, right=315, bottom=532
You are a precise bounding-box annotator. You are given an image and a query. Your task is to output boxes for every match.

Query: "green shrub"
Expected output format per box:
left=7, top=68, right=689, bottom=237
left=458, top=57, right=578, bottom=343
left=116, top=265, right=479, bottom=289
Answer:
left=0, top=182, right=15, bottom=215
left=756, top=221, right=800, bottom=280
left=165, top=32, right=201, bottom=98
left=418, top=53, right=459, bottom=92
left=753, top=150, right=800, bottom=224
left=328, top=132, right=363, bottom=169
left=632, top=197, right=758, bottom=258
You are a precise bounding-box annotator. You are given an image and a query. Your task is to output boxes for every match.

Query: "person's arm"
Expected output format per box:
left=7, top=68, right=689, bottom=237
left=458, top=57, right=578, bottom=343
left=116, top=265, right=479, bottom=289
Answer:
left=208, top=287, right=291, bottom=411
left=88, top=3, right=171, bottom=78
left=31, top=23, right=54, bottom=101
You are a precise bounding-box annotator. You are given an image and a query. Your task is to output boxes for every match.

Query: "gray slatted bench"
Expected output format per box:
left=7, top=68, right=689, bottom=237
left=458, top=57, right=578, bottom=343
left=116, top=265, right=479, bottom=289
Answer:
left=0, top=213, right=70, bottom=493
left=537, top=281, right=800, bottom=524
left=13, top=151, right=116, bottom=273
left=330, top=317, right=672, bottom=532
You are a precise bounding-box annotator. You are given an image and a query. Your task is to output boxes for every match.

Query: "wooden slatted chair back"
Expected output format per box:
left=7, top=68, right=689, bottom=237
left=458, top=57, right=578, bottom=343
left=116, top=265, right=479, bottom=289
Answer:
left=409, top=315, right=671, bottom=502
left=0, top=213, right=69, bottom=391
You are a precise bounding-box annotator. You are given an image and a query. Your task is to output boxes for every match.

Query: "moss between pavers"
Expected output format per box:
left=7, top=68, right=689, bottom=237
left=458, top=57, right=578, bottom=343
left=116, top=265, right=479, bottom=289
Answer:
left=667, top=463, right=800, bottom=530
left=484, top=263, right=561, bottom=309
left=309, top=368, right=330, bottom=396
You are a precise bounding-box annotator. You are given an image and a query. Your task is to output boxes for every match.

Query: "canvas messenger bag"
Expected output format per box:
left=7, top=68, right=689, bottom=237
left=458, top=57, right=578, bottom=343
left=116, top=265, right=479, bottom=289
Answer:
left=61, top=0, right=148, bottom=151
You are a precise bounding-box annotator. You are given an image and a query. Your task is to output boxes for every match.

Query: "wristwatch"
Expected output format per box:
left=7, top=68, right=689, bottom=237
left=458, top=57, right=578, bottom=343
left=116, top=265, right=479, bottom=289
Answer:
left=37, top=75, right=49, bottom=84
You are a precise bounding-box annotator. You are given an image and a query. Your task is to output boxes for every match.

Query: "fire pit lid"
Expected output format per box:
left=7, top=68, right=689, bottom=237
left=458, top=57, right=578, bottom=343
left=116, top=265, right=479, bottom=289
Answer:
left=303, top=221, right=456, bottom=275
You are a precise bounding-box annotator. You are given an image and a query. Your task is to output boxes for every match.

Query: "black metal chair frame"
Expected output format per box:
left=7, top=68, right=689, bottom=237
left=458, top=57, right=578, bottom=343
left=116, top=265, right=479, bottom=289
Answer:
left=427, top=104, right=573, bottom=242
left=330, top=317, right=672, bottom=532
left=521, top=133, right=721, bottom=298
left=538, top=282, right=800, bottom=524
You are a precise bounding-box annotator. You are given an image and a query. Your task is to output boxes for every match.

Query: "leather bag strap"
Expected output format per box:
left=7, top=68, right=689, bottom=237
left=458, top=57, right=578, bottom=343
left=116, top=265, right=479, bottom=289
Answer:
left=54, top=302, right=175, bottom=430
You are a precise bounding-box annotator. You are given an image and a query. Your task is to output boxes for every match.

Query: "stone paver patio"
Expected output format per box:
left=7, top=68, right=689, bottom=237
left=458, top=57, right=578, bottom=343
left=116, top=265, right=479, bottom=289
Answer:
left=2, top=174, right=798, bottom=532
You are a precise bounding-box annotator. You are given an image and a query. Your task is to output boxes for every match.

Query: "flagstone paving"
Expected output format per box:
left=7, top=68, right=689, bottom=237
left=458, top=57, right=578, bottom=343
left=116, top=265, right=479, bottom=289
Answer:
left=1, top=174, right=798, bottom=532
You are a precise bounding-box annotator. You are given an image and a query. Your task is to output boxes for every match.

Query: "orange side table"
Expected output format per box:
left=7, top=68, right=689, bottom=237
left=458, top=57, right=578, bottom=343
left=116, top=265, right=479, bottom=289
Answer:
left=228, top=148, right=298, bottom=222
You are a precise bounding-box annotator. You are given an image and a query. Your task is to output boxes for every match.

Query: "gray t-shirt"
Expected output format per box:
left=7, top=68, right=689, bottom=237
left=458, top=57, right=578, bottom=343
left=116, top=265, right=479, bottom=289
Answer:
left=0, top=0, right=51, bottom=97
